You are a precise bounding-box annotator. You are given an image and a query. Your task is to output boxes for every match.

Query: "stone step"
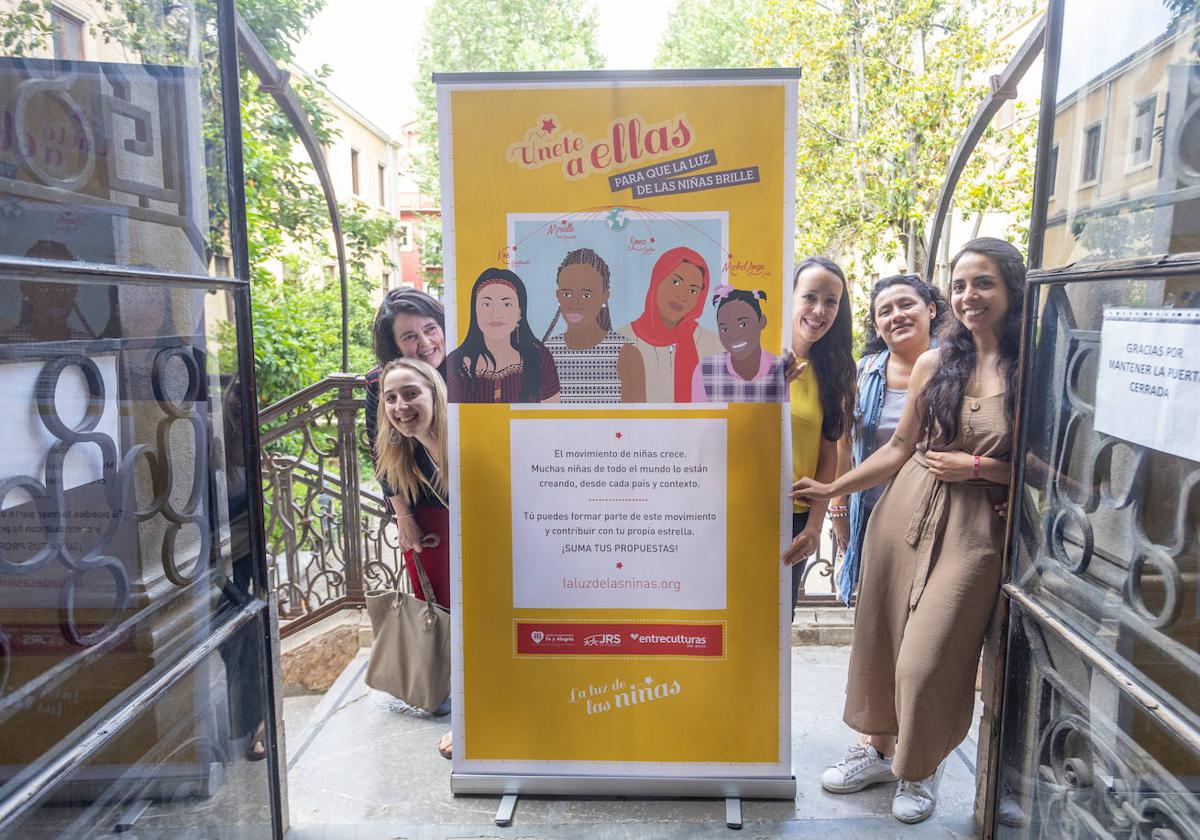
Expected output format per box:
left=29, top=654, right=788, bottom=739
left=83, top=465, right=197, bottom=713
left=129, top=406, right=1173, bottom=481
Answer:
left=792, top=606, right=856, bottom=646
left=280, top=608, right=366, bottom=695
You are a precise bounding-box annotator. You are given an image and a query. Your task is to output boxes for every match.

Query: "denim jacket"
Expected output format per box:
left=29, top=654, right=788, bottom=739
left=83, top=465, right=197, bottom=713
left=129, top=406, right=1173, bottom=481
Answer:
left=835, top=349, right=890, bottom=604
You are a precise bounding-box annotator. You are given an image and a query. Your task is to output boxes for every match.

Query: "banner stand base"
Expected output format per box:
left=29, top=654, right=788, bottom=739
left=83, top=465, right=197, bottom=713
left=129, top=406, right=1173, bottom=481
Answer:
left=494, top=794, right=518, bottom=827
left=452, top=772, right=797, bottom=800
left=725, top=798, right=742, bottom=829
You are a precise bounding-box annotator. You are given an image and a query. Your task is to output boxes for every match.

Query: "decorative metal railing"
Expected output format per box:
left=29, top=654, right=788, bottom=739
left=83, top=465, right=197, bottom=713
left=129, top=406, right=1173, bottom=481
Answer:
left=796, top=541, right=841, bottom=606
left=257, top=375, right=407, bottom=636
left=257, top=377, right=842, bottom=635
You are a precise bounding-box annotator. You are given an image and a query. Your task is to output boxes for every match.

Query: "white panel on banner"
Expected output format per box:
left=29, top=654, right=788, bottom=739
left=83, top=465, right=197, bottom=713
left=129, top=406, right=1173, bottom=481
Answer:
left=510, top=417, right=726, bottom=609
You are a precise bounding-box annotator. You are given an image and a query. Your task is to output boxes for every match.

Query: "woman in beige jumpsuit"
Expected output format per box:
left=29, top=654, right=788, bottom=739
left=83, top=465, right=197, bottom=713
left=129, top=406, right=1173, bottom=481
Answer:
left=794, top=238, right=1025, bottom=824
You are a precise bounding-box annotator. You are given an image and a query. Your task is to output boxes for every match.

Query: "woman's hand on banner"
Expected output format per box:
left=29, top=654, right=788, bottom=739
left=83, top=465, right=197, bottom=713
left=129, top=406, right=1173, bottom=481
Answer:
left=783, top=527, right=819, bottom=567
left=395, top=512, right=426, bottom=554
left=790, top=478, right=835, bottom=503
left=782, top=349, right=808, bottom=383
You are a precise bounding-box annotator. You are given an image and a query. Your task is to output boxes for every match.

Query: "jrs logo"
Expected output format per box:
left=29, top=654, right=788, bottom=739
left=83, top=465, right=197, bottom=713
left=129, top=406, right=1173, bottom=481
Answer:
left=583, top=634, right=621, bottom=647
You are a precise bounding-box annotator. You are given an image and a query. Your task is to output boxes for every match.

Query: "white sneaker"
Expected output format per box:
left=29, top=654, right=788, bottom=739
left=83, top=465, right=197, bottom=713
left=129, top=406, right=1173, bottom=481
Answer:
left=892, top=766, right=942, bottom=824
left=820, top=744, right=897, bottom=793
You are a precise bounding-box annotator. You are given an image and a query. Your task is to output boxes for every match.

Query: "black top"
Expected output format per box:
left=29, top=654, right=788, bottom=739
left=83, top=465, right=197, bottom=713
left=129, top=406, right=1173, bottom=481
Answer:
left=363, top=366, right=392, bottom=499
left=411, top=443, right=448, bottom=511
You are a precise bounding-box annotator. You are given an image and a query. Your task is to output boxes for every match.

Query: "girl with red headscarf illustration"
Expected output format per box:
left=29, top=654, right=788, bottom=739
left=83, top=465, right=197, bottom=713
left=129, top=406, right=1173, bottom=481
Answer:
left=617, top=247, right=722, bottom=402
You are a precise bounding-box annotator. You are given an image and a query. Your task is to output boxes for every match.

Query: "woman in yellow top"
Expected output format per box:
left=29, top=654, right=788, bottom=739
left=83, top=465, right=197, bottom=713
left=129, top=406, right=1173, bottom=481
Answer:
left=784, top=256, right=856, bottom=618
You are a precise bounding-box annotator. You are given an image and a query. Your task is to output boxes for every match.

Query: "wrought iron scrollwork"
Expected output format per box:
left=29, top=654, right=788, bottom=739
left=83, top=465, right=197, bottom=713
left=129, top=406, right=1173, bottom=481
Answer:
left=1024, top=286, right=1198, bottom=647
left=1003, top=279, right=1200, bottom=838
left=0, top=338, right=214, bottom=657
left=22, top=354, right=131, bottom=646
left=258, top=374, right=406, bottom=631
left=149, top=346, right=210, bottom=585
left=1007, top=612, right=1200, bottom=840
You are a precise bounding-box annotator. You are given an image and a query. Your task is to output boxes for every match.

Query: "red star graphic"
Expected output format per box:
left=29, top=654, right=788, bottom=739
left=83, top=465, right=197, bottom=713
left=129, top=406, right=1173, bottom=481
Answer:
left=541, top=117, right=556, bottom=133
left=615, top=432, right=623, bottom=439
left=616, top=562, right=624, bottom=569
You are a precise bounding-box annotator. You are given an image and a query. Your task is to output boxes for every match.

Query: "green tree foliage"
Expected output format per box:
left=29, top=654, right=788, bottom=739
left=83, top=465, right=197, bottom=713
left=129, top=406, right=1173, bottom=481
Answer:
left=757, top=0, right=1037, bottom=275
left=415, top=215, right=444, bottom=295
left=410, top=0, right=606, bottom=195
left=224, top=2, right=397, bottom=403
left=654, top=0, right=1039, bottom=280
left=0, top=1, right=53, bottom=53
left=654, top=0, right=766, bottom=69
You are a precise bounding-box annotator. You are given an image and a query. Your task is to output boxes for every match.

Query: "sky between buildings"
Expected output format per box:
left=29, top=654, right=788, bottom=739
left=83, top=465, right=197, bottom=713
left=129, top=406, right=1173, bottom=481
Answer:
left=294, top=0, right=674, bottom=134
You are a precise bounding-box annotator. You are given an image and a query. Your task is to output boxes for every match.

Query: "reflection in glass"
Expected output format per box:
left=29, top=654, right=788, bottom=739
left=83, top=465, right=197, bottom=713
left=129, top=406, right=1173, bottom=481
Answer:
left=997, top=275, right=1200, bottom=836
left=995, top=608, right=1200, bottom=839
left=1043, top=1, right=1200, bottom=267
left=2, top=619, right=274, bottom=840
left=0, top=1, right=231, bottom=276
left=0, top=276, right=266, bottom=832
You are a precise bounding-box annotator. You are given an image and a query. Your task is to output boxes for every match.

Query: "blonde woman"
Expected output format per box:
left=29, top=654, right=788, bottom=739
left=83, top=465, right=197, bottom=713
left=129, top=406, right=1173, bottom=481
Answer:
left=375, top=356, right=450, bottom=605
left=374, top=357, right=454, bottom=757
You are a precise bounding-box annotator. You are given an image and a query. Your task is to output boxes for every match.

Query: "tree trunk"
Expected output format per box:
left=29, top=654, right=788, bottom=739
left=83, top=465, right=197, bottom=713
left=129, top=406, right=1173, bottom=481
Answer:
left=940, top=211, right=953, bottom=289
left=847, top=0, right=866, bottom=194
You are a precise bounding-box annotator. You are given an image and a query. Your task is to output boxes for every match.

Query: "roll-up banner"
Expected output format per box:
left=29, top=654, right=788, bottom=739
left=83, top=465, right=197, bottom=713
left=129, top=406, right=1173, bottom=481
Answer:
left=437, top=69, right=799, bottom=799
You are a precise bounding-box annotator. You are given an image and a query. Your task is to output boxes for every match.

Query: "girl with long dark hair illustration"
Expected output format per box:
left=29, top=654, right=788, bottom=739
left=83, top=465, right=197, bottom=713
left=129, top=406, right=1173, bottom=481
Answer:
left=446, top=268, right=560, bottom=403
left=542, top=248, right=645, bottom=402
left=617, top=246, right=722, bottom=403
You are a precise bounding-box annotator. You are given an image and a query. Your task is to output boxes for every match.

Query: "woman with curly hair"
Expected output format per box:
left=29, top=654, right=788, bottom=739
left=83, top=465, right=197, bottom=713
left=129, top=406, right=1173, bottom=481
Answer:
left=828, top=274, right=947, bottom=602
left=364, top=288, right=446, bottom=555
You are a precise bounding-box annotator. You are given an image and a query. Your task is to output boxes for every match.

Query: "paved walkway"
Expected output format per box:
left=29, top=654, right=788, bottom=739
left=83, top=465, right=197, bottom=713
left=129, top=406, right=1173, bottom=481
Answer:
left=282, top=647, right=981, bottom=839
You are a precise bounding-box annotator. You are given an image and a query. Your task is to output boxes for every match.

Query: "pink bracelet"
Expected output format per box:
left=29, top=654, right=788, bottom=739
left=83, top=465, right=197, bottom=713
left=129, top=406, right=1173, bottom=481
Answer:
left=972, top=455, right=981, bottom=480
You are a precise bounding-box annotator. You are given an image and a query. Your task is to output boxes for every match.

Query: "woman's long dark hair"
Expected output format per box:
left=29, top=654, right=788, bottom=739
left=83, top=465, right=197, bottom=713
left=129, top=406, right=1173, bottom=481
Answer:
left=453, top=268, right=544, bottom=402
left=861, top=273, right=948, bottom=356
left=372, top=287, right=446, bottom=371
left=795, top=256, right=856, bottom=442
left=920, top=237, right=1026, bottom=445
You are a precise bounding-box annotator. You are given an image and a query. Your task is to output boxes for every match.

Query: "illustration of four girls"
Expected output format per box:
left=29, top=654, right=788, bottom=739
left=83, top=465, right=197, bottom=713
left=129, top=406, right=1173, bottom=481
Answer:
left=445, top=247, right=787, bottom=405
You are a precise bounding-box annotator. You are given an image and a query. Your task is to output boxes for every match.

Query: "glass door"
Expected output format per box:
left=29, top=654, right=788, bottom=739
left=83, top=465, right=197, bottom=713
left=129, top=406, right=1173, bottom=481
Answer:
left=0, top=0, right=282, bottom=836
left=994, top=1, right=1200, bottom=837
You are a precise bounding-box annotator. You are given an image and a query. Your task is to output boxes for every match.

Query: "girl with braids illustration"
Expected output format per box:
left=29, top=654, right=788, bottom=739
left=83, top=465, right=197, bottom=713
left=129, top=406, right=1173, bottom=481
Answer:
left=690, top=285, right=787, bottom=402
left=542, top=248, right=644, bottom=402
left=446, top=268, right=560, bottom=403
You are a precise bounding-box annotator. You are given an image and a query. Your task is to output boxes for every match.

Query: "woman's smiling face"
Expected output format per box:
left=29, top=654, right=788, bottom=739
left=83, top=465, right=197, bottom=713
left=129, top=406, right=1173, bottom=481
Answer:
left=717, top=299, right=765, bottom=360
left=873, top=283, right=935, bottom=354
left=391, top=313, right=445, bottom=369
left=382, top=367, right=434, bottom=440
left=792, top=265, right=843, bottom=346
left=476, top=282, right=520, bottom=340
left=656, top=261, right=704, bottom=326
left=950, top=252, right=1009, bottom=336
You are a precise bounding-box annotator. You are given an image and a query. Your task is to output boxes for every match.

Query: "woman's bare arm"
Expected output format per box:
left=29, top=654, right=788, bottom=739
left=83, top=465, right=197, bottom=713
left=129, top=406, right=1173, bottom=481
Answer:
left=618, top=343, right=646, bottom=403
left=793, top=349, right=938, bottom=502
